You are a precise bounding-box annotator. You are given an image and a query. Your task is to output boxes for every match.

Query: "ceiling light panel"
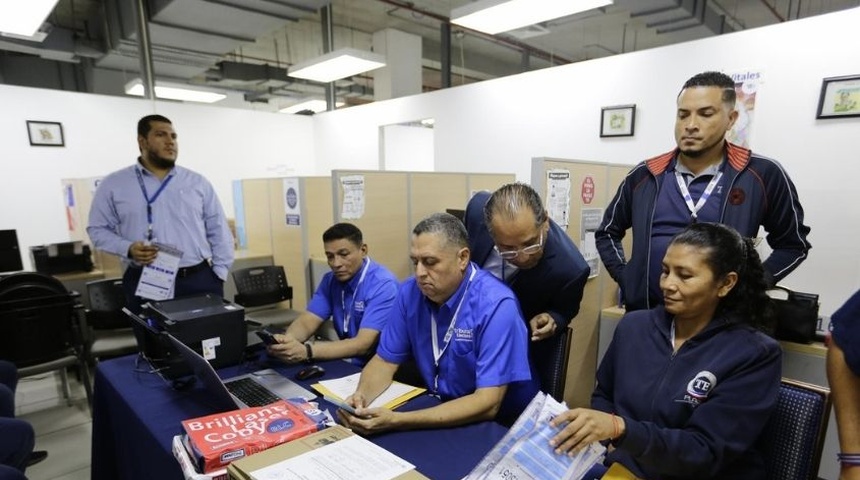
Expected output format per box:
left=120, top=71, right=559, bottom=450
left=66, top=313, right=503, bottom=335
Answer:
left=288, top=48, right=386, bottom=83
left=0, top=0, right=60, bottom=37
left=451, top=0, right=613, bottom=35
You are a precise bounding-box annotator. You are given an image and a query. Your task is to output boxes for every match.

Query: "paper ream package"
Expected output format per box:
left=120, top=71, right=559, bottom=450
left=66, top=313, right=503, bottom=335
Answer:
left=181, top=400, right=330, bottom=473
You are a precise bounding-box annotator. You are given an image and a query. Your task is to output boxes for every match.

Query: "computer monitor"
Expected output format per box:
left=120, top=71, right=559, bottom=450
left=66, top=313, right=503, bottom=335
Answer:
left=0, top=230, right=24, bottom=274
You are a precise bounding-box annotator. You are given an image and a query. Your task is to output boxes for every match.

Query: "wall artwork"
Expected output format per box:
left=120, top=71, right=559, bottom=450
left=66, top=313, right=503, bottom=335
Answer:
left=27, top=121, right=65, bottom=146
left=817, top=75, right=860, bottom=119
left=600, top=104, right=636, bottom=137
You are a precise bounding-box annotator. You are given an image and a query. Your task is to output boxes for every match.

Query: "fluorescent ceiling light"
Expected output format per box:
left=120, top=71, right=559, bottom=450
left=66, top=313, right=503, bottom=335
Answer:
left=451, top=0, right=613, bottom=35
left=288, top=48, right=386, bottom=83
left=279, top=100, right=345, bottom=114
left=0, top=0, right=60, bottom=37
left=125, top=80, right=226, bottom=104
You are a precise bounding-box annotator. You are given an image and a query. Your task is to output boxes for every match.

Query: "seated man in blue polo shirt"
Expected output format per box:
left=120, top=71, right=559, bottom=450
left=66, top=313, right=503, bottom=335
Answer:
left=337, top=213, right=538, bottom=433
left=267, top=223, right=398, bottom=366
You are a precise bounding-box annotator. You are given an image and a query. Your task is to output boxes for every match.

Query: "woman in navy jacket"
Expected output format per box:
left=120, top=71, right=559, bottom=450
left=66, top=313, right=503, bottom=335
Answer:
left=551, top=223, right=781, bottom=479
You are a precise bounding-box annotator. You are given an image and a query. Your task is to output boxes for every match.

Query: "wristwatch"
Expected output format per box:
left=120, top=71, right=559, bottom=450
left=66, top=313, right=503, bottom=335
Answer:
left=304, top=342, right=314, bottom=363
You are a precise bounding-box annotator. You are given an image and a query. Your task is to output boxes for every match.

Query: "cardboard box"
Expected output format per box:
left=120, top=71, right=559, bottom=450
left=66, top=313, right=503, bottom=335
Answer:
left=227, top=425, right=429, bottom=480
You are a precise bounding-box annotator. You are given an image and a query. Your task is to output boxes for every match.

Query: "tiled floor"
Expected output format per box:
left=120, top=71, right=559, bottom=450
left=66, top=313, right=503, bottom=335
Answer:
left=15, top=372, right=91, bottom=480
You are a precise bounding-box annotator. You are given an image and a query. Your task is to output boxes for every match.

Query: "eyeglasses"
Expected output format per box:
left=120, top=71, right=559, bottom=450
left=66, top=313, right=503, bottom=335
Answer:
left=494, top=232, right=544, bottom=260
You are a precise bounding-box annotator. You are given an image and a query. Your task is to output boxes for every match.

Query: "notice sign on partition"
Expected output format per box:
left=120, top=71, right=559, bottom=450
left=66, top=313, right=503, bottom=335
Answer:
left=340, top=175, right=365, bottom=220
left=546, top=169, right=571, bottom=228
left=283, top=178, right=301, bottom=227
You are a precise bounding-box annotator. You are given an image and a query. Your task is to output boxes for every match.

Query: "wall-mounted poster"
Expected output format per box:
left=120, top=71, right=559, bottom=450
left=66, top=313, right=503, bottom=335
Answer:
left=546, top=169, right=571, bottom=228
left=727, top=70, right=761, bottom=148
left=341, top=175, right=365, bottom=220
left=283, top=178, right=301, bottom=226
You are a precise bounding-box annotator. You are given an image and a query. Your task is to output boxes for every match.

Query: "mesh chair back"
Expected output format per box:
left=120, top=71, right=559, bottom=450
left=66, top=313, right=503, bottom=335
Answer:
left=0, top=272, right=78, bottom=368
left=86, top=278, right=129, bottom=329
left=232, top=266, right=292, bottom=307
left=539, top=326, right=572, bottom=401
left=761, top=379, right=831, bottom=480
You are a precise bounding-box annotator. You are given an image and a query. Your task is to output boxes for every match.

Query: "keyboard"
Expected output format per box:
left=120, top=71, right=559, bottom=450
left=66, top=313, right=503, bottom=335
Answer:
left=224, top=377, right=281, bottom=407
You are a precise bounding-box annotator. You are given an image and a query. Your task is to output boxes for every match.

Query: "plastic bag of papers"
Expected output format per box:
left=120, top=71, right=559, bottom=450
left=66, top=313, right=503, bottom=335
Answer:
left=466, top=392, right=605, bottom=480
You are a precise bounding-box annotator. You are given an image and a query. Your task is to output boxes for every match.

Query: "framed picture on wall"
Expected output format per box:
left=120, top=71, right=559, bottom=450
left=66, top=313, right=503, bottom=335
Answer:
left=816, top=75, right=860, bottom=119
left=26, top=121, right=65, bottom=146
left=600, top=104, right=636, bottom=137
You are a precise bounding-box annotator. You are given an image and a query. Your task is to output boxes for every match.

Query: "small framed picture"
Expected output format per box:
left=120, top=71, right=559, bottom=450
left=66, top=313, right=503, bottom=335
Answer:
left=26, top=121, right=65, bottom=147
left=816, top=75, right=860, bottom=119
left=600, top=104, right=636, bottom=137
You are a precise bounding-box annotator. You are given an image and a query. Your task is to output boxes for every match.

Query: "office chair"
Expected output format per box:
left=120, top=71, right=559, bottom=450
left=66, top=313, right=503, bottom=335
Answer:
left=0, top=272, right=93, bottom=408
left=538, top=326, right=572, bottom=401
left=232, top=266, right=297, bottom=329
left=83, top=278, right=137, bottom=365
left=760, top=378, right=831, bottom=480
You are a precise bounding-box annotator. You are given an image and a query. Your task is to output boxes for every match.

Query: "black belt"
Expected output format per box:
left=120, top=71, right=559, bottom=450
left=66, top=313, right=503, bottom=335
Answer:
left=177, top=261, right=211, bottom=278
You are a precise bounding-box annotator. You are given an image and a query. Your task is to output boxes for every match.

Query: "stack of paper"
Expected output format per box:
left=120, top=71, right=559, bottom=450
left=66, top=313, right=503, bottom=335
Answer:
left=465, top=392, right=605, bottom=480
left=312, top=372, right=425, bottom=410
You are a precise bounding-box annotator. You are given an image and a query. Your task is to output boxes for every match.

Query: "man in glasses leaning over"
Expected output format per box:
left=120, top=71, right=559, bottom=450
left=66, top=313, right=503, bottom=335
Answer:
left=465, top=183, right=589, bottom=394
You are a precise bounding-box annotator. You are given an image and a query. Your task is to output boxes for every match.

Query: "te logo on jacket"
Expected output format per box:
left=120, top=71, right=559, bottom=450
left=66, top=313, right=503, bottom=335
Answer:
left=679, top=371, right=717, bottom=407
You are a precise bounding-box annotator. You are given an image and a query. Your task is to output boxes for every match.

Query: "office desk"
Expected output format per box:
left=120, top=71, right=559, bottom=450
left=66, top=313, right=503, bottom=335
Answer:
left=91, top=355, right=507, bottom=480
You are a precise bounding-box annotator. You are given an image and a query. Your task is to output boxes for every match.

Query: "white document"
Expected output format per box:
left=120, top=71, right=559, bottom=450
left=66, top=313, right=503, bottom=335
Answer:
left=340, top=175, right=365, bottom=220
left=580, top=208, right=603, bottom=279
left=249, top=435, right=415, bottom=480
left=318, top=373, right=416, bottom=409
left=546, top=169, right=571, bottom=228
left=134, top=243, right=182, bottom=301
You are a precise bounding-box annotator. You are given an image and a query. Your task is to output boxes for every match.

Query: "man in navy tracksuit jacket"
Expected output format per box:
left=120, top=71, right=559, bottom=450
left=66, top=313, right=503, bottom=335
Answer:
left=596, top=141, right=811, bottom=311
left=593, top=306, right=782, bottom=479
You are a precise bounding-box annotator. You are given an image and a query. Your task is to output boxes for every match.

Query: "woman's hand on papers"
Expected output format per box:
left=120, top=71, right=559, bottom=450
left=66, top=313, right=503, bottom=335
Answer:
left=548, top=408, right=624, bottom=456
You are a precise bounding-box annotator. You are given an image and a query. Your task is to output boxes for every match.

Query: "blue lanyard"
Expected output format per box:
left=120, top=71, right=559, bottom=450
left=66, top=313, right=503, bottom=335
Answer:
left=430, top=266, right=476, bottom=394
left=135, top=167, right=173, bottom=241
left=340, top=258, right=371, bottom=335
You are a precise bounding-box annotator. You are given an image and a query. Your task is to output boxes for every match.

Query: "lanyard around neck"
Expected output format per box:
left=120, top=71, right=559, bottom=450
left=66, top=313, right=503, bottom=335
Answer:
left=340, top=258, right=371, bottom=335
left=135, top=167, right=173, bottom=241
left=430, top=266, right=476, bottom=393
left=674, top=169, right=722, bottom=221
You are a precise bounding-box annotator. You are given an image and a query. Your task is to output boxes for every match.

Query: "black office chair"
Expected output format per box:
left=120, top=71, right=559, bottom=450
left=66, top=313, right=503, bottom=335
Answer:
left=0, top=272, right=93, bottom=408
left=232, top=266, right=296, bottom=329
left=83, top=278, right=137, bottom=365
left=233, top=265, right=293, bottom=308
left=537, top=326, right=572, bottom=401
left=760, top=378, right=831, bottom=480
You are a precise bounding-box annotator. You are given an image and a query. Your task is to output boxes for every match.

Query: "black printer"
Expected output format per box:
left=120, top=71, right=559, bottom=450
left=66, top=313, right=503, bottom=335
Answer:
left=30, top=241, right=93, bottom=274
left=137, top=294, right=246, bottom=379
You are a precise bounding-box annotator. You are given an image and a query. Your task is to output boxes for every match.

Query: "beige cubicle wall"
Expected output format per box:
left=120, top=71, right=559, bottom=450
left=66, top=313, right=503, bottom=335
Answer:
left=61, top=177, right=122, bottom=278
left=234, top=176, right=333, bottom=309
left=331, top=170, right=515, bottom=280
left=530, top=158, right=634, bottom=408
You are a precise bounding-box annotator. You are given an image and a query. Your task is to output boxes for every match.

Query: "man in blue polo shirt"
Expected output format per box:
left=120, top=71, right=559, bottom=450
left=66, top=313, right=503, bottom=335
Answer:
left=337, top=213, right=537, bottom=433
left=267, top=223, right=398, bottom=366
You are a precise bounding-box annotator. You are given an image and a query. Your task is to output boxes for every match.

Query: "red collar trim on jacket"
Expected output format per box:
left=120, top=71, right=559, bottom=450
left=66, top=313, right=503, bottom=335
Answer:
left=644, top=142, right=752, bottom=175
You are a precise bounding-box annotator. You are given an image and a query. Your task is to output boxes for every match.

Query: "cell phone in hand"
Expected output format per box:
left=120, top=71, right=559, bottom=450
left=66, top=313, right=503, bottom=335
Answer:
left=255, top=329, right=278, bottom=346
left=324, top=395, right=359, bottom=415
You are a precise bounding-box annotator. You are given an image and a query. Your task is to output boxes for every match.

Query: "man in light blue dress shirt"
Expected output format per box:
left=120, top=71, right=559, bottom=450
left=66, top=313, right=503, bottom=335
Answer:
left=267, top=223, right=398, bottom=366
left=87, top=115, right=234, bottom=312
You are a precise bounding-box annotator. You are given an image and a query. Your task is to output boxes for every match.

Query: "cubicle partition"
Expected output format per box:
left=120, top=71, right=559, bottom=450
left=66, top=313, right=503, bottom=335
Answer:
left=331, top=170, right=515, bottom=280
left=530, top=158, right=634, bottom=408
left=233, top=177, right=333, bottom=309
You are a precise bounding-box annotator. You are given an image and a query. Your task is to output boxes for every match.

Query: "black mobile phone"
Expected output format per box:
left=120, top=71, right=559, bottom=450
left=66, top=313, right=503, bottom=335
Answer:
left=255, top=329, right=278, bottom=346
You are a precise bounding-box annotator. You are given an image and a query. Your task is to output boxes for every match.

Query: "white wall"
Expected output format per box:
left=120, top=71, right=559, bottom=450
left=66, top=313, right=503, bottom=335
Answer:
left=381, top=124, right=434, bottom=171
left=312, top=8, right=860, bottom=316
left=0, top=86, right=316, bottom=270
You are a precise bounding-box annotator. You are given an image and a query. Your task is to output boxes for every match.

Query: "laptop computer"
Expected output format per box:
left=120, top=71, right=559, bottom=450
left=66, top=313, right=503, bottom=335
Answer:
left=125, top=308, right=317, bottom=411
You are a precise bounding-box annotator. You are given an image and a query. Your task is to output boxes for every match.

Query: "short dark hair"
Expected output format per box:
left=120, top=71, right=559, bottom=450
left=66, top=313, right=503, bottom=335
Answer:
left=322, top=223, right=363, bottom=247
left=413, top=212, right=469, bottom=250
left=138, top=114, right=172, bottom=137
left=669, top=223, right=773, bottom=331
left=680, top=71, right=736, bottom=107
left=483, top=183, right=548, bottom=236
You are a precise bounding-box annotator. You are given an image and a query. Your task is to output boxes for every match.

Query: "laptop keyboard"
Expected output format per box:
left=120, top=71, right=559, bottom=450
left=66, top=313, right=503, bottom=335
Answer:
left=224, top=377, right=281, bottom=407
